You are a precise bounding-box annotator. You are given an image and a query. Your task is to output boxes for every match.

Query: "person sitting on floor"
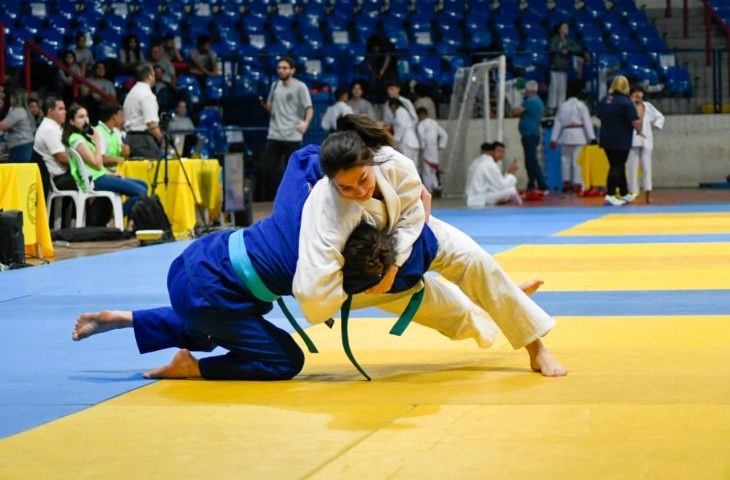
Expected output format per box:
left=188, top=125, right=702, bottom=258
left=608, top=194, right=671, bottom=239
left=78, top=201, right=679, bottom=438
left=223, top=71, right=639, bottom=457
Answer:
left=465, top=141, right=522, bottom=207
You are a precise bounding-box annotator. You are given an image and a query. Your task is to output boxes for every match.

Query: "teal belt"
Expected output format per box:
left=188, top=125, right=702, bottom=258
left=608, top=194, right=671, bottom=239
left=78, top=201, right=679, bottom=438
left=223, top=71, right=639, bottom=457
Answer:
left=228, top=229, right=425, bottom=380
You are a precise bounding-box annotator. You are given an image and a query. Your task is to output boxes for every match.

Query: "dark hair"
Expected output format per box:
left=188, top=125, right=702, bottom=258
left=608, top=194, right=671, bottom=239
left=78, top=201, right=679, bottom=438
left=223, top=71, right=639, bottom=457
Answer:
left=480, top=142, right=492, bottom=152
left=492, top=141, right=505, bottom=149
left=62, top=103, right=91, bottom=146
left=336, top=114, right=395, bottom=149
left=334, top=87, right=348, bottom=100
left=320, top=130, right=374, bottom=178
left=416, top=107, right=428, bottom=117
left=342, top=222, right=396, bottom=282
left=388, top=98, right=403, bottom=110
left=278, top=56, right=295, bottom=69
left=163, top=33, right=175, bottom=41
left=196, top=35, right=211, bottom=48
left=630, top=84, right=645, bottom=95
left=98, top=102, right=121, bottom=122
left=123, top=34, right=141, bottom=56
left=567, top=79, right=583, bottom=99
left=42, top=96, right=62, bottom=115
left=135, top=63, right=154, bottom=81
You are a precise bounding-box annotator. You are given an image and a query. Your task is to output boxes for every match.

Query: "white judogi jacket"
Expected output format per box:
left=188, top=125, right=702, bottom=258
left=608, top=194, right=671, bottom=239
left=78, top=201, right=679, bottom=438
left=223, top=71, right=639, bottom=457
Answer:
left=320, top=101, right=353, bottom=132
left=417, top=118, right=448, bottom=163
left=550, top=97, right=595, bottom=146
left=465, top=154, right=518, bottom=207
left=294, top=146, right=424, bottom=323
left=631, top=101, right=664, bottom=150
left=391, top=106, right=420, bottom=151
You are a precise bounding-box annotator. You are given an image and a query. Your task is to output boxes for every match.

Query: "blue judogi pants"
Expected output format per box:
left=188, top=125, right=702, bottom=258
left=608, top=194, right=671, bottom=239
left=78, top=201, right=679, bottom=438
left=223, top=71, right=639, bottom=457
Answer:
left=132, top=253, right=304, bottom=380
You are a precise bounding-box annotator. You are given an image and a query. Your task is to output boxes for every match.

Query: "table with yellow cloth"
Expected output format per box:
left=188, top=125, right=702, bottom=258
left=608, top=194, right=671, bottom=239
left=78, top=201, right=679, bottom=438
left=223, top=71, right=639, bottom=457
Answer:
left=118, top=158, right=222, bottom=239
left=0, top=163, right=54, bottom=258
left=577, top=145, right=610, bottom=189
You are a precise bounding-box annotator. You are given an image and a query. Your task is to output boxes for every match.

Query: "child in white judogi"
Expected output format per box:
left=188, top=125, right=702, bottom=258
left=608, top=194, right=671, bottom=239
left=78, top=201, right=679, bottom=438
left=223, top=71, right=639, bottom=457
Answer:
left=321, top=87, right=354, bottom=132
left=627, top=84, right=664, bottom=203
left=387, top=98, right=420, bottom=164
left=416, top=107, right=448, bottom=193
left=465, top=141, right=522, bottom=207
left=549, top=80, right=595, bottom=193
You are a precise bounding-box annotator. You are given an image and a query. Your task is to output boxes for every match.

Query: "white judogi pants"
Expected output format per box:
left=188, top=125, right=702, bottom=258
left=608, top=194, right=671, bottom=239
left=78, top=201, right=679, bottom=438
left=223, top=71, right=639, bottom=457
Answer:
left=480, top=187, right=522, bottom=206
left=560, top=144, right=584, bottom=187
left=627, top=146, right=653, bottom=193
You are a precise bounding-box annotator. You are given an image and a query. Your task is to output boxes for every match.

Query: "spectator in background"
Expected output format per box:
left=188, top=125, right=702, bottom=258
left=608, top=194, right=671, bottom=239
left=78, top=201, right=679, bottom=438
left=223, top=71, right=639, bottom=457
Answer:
left=123, top=64, right=162, bottom=159
left=153, top=64, right=175, bottom=113
left=0, top=89, right=37, bottom=163
left=188, top=35, right=218, bottom=84
left=95, top=102, right=129, bottom=171
left=321, top=87, right=353, bottom=132
left=512, top=80, right=548, bottom=194
left=548, top=22, right=581, bottom=115
left=416, top=106, right=447, bottom=194
left=58, top=50, right=82, bottom=107
left=33, top=96, right=74, bottom=195
left=162, top=33, right=184, bottom=64
left=596, top=75, right=642, bottom=206
left=549, top=80, right=596, bottom=195
left=413, top=83, right=438, bottom=119
left=382, top=81, right=416, bottom=125
left=387, top=98, right=419, bottom=163
left=83, top=61, right=117, bottom=123
left=72, top=32, right=94, bottom=77
left=168, top=100, right=195, bottom=157
left=364, top=34, right=398, bottom=102
left=150, top=44, right=177, bottom=91
left=258, top=57, right=313, bottom=201
left=119, top=35, right=145, bottom=75
left=28, top=96, right=43, bottom=128
left=627, top=84, right=664, bottom=204
left=348, top=81, right=376, bottom=119
left=465, top=141, right=522, bottom=207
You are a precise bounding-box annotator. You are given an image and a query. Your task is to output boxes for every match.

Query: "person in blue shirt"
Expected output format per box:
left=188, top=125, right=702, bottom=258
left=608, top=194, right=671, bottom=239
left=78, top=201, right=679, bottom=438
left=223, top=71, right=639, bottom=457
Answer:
left=513, top=80, right=548, bottom=193
left=596, top=75, right=642, bottom=206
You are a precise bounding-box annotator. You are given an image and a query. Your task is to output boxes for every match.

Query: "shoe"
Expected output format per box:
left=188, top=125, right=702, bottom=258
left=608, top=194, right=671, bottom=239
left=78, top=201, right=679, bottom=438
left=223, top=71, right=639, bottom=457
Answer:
left=561, top=181, right=572, bottom=193
left=604, top=195, right=626, bottom=206
left=621, top=192, right=638, bottom=203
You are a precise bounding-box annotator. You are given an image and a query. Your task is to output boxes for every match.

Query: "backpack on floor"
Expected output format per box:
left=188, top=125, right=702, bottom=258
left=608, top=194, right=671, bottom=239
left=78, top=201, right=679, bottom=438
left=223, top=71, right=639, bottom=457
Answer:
left=130, top=195, right=173, bottom=242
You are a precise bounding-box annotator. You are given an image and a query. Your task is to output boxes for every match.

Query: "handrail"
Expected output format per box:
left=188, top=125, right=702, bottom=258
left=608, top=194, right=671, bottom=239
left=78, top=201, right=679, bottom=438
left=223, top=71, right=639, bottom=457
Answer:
left=23, top=40, right=118, bottom=104
left=0, top=22, right=5, bottom=84
left=701, top=0, right=730, bottom=94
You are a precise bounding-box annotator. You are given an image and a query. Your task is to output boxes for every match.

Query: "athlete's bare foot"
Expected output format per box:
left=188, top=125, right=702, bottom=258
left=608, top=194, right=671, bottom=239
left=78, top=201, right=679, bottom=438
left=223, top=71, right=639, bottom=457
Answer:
left=519, top=279, right=544, bottom=296
left=143, top=349, right=202, bottom=379
left=525, top=339, right=567, bottom=377
left=72, top=310, right=133, bottom=341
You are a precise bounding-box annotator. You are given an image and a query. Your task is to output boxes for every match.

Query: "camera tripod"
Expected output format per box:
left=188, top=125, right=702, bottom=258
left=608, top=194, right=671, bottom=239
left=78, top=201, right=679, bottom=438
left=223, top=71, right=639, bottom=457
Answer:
left=150, top=123, right=210, bottom=236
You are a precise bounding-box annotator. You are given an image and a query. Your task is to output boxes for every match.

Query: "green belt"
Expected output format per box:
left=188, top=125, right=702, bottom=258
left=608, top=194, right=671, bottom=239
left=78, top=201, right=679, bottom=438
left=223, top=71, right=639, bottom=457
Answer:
left=228, top=229, right=318, bottom=353
left=228, top=229, right=426, bottom=380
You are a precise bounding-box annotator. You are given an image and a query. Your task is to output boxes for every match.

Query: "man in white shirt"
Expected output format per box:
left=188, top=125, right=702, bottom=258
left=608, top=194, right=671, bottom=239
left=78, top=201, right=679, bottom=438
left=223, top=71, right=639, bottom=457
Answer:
left=465, top=141, right=522, bottom=207
left=32, top=96, right=74, bottom=194
left=381, top=81, right=416, bottom=124
left=123, top=63, right=162, bottom=159
left=321, top=87, right=353, bottom=132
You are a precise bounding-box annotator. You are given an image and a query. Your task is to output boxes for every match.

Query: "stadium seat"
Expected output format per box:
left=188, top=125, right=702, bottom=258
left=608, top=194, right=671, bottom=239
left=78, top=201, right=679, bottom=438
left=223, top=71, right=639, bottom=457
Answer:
left=177, top=74, right=202, bottom=104
left=664, top=66, right=692, bottom=96
left=204, top=76, right=226, bottom=101
left=94, top=41, right=119, bottom=61
left=301, top=26, right=325, bottom=52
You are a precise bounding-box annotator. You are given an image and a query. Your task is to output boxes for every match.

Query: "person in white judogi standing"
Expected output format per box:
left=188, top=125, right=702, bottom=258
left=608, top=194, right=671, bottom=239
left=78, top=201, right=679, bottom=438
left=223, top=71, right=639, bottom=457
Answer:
left=416, top=107, right=447, bottom=194
left=465, top=141, right=522, bottom=207
left=549, top=80, right=595, bottom=194
left=627, top=84, right=664, bottom=204
left=321, top=87, right=354, bottom=132
left=386, top=98, right=420, bottom=164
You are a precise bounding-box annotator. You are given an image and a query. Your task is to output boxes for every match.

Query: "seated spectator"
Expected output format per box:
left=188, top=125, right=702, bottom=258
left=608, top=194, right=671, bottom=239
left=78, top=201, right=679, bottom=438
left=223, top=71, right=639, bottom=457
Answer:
left=86, top=62, right=117, bottom=102
left=153, top=64, right=175, bottom=113
left=95, top=102, right=129, bottom=171
left=321, top=87, right=353, bottom=132
left=63, top=103, right=148, bottom=218
left=167, top=100, right=195, bottom=157
left=162, top=33, right=184, bottom=64
left=188, top=35, right=218, bottom=84
left=33, top=96, right=74, bottom=195
left=347, top=81, right=376, bottom=119
left=465, top=141, right=522, bottom=207
left=150, top=44, right=177, bottom=90
left=413, top=82, right=438, bottom=119
left=386, top=98, right=419, bottom=162
left=72, top=32, right=94, bottom=77
left=27, top=96, right=43, bottom=128
left=0, top=89, right=36, bottom=163
left=119, top=35, right=145, bottom=75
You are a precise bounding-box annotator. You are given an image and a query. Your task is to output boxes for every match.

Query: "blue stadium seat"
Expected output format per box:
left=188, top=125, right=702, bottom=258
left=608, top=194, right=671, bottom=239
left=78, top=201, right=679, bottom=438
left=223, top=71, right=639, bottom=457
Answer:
left=94, top=41, right=119, bottom=61
left=388, top=29, right=410, bottom=51
left=665, top=67, right=692, bottom=95
left=301, top=26, right=325, bottom=52
left=177, top=74, right=202, bottom=104
left=204, top=76, right=226, bottom=101
left=468, top=29, right=492, bottom=50
left=104, top=14, right=128, bottom=35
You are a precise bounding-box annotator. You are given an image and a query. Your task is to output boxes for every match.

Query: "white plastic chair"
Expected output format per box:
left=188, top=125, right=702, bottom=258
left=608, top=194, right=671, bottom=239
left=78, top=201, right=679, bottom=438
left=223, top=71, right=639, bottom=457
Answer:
left=46, top=172, right=83, bottom=230
left=58, top=147, right=125, bottom=229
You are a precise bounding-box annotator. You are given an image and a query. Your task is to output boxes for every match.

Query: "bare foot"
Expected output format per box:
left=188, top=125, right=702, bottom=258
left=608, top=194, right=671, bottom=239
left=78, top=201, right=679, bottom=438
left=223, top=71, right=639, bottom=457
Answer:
left=525, top=339, right=567, bottom=377
left=519, top=279, right=544, bottom=296
left=72, top=310, right=133, bottom=341
left=143, top=349, right=202, bottom=379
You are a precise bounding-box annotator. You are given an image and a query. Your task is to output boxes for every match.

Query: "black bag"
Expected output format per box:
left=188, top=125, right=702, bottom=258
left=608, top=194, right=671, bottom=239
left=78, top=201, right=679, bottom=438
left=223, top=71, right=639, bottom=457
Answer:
left=130, top=195, right=173, bottom=242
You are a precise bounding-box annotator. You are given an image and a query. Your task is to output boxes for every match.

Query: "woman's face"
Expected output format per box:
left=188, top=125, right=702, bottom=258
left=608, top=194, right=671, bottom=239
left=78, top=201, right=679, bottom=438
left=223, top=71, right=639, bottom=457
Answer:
left=71, top=108, right=89, bottom=129
left=351, top=84, right=363, bottom=99
left=332, top=165, right=376, bottom=201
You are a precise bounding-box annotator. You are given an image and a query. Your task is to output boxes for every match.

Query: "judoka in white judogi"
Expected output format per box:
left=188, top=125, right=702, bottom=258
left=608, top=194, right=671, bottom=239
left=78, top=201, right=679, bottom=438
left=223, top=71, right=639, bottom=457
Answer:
left=627, top=88, right=664, bottom=198
left=321, top=98, right=354, bottom=132
left=416, top=110, right=448, bottom=193
left=549, top=88, right=595, bottom=190
left=465, top=142, right=522, bottom=207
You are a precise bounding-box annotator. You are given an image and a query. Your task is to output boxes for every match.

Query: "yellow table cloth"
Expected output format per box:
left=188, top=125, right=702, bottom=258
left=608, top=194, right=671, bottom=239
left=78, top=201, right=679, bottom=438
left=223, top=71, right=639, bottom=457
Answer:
left=577, top=145, right=610, bottom=189
left=0, top=163, right=54, bottom=258
left=119, top=159, right=222, bottom=238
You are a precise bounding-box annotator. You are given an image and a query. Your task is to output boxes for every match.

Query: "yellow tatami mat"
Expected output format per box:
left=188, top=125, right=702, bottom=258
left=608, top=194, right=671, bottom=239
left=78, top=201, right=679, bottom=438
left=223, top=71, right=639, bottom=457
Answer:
left=2, top=315, right=729, bottom=479
left=556, top=212, right=730, bottom=236
left=495, top=242, right=730, bottom=291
